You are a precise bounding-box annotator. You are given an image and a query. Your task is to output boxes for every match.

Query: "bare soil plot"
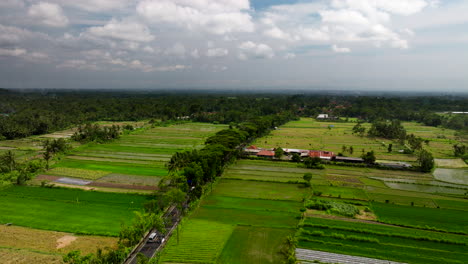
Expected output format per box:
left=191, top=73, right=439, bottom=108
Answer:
left=95, top=173, right=160, bottom=186
left=87, top=181, right=157, bottom=191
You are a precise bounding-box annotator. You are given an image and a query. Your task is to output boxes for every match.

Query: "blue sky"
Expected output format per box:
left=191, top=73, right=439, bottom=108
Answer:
left=0, top=0, right=467, bottom=91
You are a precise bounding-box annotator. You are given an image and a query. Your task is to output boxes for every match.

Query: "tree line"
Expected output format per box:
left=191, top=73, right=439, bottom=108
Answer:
left=1, top=90, right=466, bottom=141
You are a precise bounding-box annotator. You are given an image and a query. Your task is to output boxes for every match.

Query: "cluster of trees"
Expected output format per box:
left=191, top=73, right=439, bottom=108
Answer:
left=367, top=120, right=406, bottom=139
left=43, top=138, right=70, bottom=169
left=0, top=151, right=43, bottom=185
left=71, top=124, right=121, bottom=143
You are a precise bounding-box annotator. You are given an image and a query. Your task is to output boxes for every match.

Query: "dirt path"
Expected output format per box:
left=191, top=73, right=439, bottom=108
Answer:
left=56, top=235, right=77, bottom=249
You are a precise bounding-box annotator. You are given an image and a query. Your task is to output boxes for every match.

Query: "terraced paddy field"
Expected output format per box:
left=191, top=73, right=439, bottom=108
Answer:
left=0, top=185, right=148, bottom=236
left=298, top=217, right=468, bottom=264
left=220, top=158, right=468, bottom=262
left=41, top=122, right=227, bottom=190
left=160, top=175, right=304, bottom=263
left=252, top=118, right=464, bottom=160
left=0, top=121, right=145, bottom=162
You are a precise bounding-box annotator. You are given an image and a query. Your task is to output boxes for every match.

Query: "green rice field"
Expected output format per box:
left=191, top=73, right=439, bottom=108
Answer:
left=0, top=186, right=148, bottom=236
left=298, top=217, right=468, bottom=264
left=48, top=122, right=227, bottom=186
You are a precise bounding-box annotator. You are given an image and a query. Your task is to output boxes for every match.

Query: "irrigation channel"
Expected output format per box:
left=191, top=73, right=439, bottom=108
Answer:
left=123, top=205, right=181, bottom=264
left=296, top=248, right=406, bottom=264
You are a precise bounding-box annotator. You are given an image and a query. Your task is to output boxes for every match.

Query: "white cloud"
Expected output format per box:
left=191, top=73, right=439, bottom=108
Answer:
left=191, top=49, right=200, bottom=58
left=206, top=48, right=229, bottom=57
left=136, top=0, right=254, bottom=35
left=320, top=9, right=370, bottom=25
left=154, top=64, right=189, bottom=72
left=332, top=44, right=350, bottom=53
left=238, top=41, right=274, bottom=60
left=284, top=53, right=296, bottom=59
left=57, top=59, right=99, bottom=70
left=0, top=48, right=27, bottom=57
left=263, top=27, right=293, bottom=41
left=28, top=2, right=69, bottom=27
left=56, top=0, right=130, bottom=12
left=165, top=43, right=186, bottom=57
left=87, top=19, right=155, bottom=42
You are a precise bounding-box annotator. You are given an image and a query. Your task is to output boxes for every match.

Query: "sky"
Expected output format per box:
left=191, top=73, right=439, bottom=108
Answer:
left=0, top=0, right=467, bottom=91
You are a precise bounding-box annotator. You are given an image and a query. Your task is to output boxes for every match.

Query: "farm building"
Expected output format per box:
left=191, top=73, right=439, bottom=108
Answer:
left=309, top=150, right=335, bottom=160
left=244, top=145, right=261, bottom=155
left=334, top=156, right=364, bottom=163
left=317, top=114, right=328, bottom=119
left=256, top=150, right=275, bottom=158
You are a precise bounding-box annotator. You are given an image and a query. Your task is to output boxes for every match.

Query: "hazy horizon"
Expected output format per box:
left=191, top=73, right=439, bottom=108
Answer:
left=1, top=0, right=467, bottom=92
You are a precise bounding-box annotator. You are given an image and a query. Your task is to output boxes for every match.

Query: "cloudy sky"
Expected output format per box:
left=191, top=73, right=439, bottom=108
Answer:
left=0, top=0, right=467, bottom=91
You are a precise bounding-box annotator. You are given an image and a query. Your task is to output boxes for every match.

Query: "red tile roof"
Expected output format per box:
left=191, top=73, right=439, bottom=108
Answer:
left=257, top=150, right=275, bottom=157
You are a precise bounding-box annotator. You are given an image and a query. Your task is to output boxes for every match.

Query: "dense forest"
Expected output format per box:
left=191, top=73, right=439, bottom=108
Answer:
left=0, top=89, right=467, bottom=140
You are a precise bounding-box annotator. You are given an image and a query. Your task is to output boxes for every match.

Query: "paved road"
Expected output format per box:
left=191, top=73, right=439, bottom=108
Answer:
left=296, top=248, right=406, bottom=264
left=124, top=206, right=180, bottom=264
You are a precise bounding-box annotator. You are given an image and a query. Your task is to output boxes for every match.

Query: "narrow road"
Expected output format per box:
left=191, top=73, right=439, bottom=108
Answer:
left=124, top=205, right=180, bottom=264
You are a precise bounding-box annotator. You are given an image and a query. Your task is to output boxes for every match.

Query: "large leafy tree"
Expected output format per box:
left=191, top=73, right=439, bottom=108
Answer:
left=418, top=149, right=434, bottom=172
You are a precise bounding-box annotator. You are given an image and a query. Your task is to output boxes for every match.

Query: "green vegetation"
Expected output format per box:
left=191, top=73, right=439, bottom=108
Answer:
left=218, top=226, right=293, bottom=264
left=0, top=186, right=147, bottom=236
left=211, top=179, right=307, bottom=201
left=372, top=202, right=468, bottom=234
left=47, top=167, right=109, bottom=180
left=161, top=219, right=235, bottom=263
left=298, top=217, right=468, bottom=264
left=305, top=198, right=359, bottom=217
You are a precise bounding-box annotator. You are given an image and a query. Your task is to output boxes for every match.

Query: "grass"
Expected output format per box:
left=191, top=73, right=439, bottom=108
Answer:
left=212, top=179, right=307, bottom=201
left=202, top=195, right=302, bottom=213
left=298, top=217, right=468, bottom=264
left=314, top=186, right=368, bottom=200
left=372, top=202, right=468, bottom=234
left=160, top=219, right=234, bottom=263
left=218, top=226, right=293, bottom=264
left=53, top=159, right=167, bottom=177
left=434, top=199, right=468, bottom=211
left=191, top=206, right=299, bottom=228
left=0, top=186, right=148, bottom=236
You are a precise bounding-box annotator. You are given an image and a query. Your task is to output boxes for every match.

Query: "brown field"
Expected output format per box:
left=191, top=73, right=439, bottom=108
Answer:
left=0, top=248, right=62, bottom=264
left=0, top=225, right=118, bottom=263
